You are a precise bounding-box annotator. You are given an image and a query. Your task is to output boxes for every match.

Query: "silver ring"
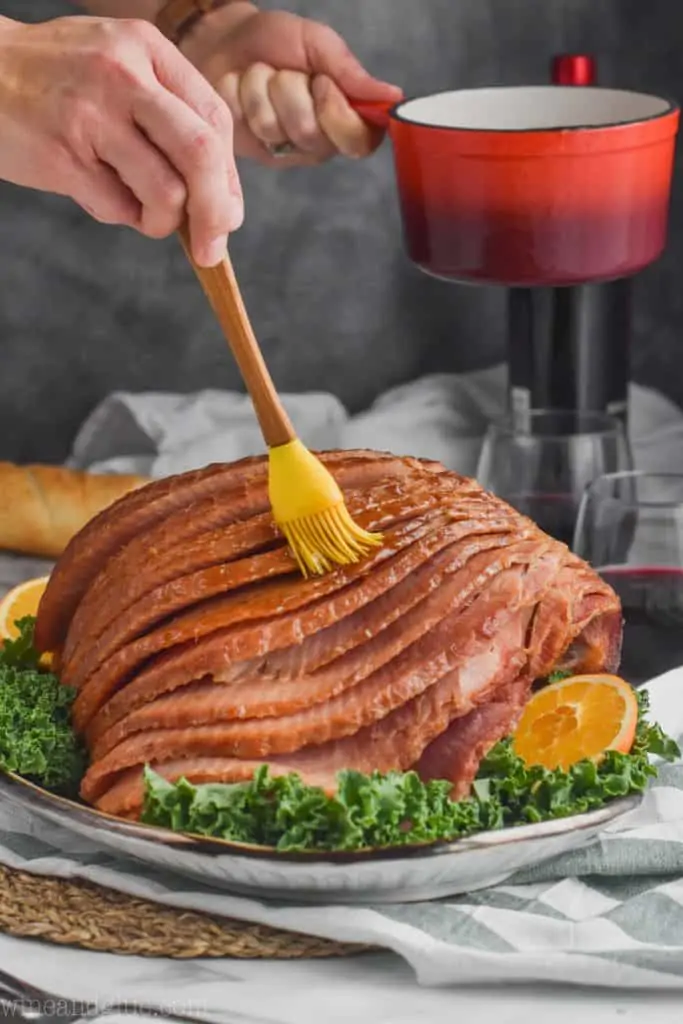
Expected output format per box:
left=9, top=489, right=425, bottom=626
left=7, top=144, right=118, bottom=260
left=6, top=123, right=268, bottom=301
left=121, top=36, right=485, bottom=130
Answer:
left=265, top=141, right=298, bottom=158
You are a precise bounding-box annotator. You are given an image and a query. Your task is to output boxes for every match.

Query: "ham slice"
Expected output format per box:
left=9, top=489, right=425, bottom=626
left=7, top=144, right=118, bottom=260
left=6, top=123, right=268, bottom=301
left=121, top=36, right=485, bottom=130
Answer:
left=88, top=539, right=561, bottom=764
left=415, top=677, right=532, bottom=798
left=86, top=531, right=532, bottom=754
left=62, top=477, right=475, bottom=689
left=38, top=450, right=449, bottom=653
left=35, top=450, right=622, bottom=820
left=63, top=469, right=466, bottom=675
left=71, top=505, right=517, bottom=732
left=69, top=509, right=451, bottom=730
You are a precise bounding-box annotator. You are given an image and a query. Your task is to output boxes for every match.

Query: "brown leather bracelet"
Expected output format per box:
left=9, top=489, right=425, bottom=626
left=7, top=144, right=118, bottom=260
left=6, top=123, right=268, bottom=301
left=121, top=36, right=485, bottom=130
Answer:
left=155, top=0, right=220, bottom=44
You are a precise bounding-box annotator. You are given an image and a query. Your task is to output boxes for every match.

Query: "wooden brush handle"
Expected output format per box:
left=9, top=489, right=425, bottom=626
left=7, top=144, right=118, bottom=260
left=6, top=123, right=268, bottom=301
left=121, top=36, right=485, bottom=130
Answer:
left=178, top=224, right=295, bottom=449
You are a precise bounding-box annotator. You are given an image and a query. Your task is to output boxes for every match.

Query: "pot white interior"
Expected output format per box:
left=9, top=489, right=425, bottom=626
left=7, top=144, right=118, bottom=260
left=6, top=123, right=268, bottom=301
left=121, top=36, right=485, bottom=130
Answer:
left=396, top=86, right=673, bottom=132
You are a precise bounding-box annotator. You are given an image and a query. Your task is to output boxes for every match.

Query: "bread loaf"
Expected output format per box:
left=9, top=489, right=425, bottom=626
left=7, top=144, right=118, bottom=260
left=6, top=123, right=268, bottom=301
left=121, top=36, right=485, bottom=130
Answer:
left=0, top=463, right=148, bottom=558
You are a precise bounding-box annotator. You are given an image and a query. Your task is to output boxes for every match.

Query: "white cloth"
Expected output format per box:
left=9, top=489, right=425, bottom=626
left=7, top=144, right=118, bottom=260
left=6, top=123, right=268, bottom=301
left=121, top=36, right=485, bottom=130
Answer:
left=66, top=366, right=683, bottom=480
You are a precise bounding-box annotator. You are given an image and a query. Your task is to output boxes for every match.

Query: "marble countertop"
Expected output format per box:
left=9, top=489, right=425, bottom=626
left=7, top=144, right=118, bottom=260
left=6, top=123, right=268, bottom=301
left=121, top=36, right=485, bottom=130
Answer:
left=1, top=936, right=683, bottom=1024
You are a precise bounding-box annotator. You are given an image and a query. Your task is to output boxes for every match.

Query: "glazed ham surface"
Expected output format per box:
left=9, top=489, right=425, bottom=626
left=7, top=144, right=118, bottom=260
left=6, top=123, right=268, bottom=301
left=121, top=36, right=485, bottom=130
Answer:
left=35, top=450, right=623, bottom=819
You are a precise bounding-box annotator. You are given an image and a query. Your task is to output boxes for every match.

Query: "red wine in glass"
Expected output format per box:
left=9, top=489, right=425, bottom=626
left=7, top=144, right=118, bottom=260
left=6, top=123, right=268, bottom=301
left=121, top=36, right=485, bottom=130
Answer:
left=598, top=566, right=683, bottom=686
left=476, top=411, right=632, bottom=548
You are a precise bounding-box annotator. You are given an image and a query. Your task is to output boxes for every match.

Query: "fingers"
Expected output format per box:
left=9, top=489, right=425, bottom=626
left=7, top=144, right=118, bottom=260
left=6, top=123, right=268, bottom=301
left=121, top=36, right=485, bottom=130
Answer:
left=269, top=70, right=336, bottom=160
left=217, top=64, right=338, bottom=165
left=132, top=86, right=242, bottom=266
left=301, top=21, right=403, bottom=103
left=148, top=24, right=237, bottom=138
left=238, top=63, right=336, bottom=160
left=134, top=26, right=243, bottom=264
left=2, top=16, right=243, bottom=258
left=313, top=75, right=383, bottom=159
left=95, top=124, right=187, bottom=239
left=239, top=63, right=287, bottom=147
left=149, top=30, right=244, bottom=220
left=69, top=162, right=142, bottom=228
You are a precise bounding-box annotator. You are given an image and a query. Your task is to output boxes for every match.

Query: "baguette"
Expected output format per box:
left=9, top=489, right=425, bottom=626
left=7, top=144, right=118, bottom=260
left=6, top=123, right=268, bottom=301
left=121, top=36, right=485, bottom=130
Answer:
left=0, top=463, right=149, bottom=558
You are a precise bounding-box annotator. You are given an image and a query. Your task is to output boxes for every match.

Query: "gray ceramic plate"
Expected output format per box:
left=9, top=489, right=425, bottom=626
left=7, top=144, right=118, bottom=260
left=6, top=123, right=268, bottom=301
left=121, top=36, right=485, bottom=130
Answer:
left=0, top=770, right=642, bottom=904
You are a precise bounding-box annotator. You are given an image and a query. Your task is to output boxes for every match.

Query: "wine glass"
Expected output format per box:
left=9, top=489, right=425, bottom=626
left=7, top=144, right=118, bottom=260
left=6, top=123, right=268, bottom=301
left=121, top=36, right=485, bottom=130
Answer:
left=476, top=410, right=633, bottom=546
left=573, top=471, right=683, bottom=685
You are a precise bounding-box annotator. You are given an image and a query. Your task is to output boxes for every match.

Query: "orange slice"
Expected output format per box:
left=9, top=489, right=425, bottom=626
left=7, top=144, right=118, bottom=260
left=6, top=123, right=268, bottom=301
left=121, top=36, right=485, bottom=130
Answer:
left=0, top=576, right=51, bottom=667
left=512, top=674, right=639, bottom=771
left=0, top=576, right=49, bottom=640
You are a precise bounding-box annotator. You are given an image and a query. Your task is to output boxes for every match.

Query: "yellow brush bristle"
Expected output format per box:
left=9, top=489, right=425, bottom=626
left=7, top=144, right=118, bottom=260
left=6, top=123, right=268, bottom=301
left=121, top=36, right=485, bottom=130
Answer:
left=268, top=440, right=383, bottom=576
left=281, top=504, right=383, bottom=576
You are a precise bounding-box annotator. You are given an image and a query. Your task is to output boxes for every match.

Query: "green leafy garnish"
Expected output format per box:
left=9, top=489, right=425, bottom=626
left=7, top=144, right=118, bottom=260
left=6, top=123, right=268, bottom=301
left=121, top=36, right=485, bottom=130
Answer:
left=547, top=668, right=574, bottom=683
left=141, top=691, right=680, bottom=852
left=473, top=691, right=679, bottom=827
left=0, top=616, right=43, bottom=670
left=141, top=764, right=503, bottom=852
left=0, top=617, right=86, bottom=793
left=2, top=616, right=680, bottom=852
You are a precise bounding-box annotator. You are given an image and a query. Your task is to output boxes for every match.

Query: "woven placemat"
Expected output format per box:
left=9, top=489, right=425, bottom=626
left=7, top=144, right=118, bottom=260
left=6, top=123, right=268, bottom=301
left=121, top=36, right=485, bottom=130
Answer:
left=0, top=865, right=367, bottom=959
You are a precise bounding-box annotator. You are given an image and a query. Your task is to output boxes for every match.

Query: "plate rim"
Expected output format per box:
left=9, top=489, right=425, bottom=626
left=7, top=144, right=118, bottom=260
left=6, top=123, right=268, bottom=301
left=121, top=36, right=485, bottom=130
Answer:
left=0, top=768, right=643, bottom=866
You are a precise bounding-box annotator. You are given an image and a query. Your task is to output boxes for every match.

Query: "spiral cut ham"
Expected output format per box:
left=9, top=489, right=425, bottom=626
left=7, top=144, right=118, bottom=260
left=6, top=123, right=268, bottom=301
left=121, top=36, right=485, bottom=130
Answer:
left=35, top=450, right=622, bottom=820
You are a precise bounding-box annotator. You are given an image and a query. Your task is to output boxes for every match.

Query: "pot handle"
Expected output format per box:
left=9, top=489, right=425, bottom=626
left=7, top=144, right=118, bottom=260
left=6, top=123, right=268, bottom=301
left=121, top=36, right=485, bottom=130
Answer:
left=348, top=99, right=393, bottom=129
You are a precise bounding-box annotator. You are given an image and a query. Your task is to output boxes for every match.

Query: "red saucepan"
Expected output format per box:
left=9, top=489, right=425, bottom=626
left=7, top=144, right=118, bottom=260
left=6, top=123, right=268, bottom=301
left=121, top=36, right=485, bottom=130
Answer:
left=351, top=87, right=680, bottom=286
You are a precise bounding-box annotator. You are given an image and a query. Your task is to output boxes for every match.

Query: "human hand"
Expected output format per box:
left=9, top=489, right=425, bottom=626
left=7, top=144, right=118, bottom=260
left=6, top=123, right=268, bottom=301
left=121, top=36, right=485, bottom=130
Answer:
left=0, top=15, right=242, bottom=265
left=181, top=6, right=403, bottom=166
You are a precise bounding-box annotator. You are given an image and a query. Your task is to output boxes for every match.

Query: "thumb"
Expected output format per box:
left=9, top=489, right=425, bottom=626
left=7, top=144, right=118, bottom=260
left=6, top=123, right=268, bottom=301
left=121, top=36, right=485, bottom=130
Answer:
left=303, top=21, right=403, bottom=103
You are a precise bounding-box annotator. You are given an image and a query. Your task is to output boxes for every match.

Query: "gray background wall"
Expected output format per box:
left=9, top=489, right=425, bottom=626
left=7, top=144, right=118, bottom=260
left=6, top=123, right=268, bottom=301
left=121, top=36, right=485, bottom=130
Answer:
left=1, top=0, right=682, bottom=462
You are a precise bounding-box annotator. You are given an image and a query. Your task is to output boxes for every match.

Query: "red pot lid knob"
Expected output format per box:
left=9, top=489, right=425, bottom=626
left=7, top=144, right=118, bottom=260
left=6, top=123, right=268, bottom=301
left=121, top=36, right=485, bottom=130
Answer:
left=551, top=54, right=596, bottom=86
